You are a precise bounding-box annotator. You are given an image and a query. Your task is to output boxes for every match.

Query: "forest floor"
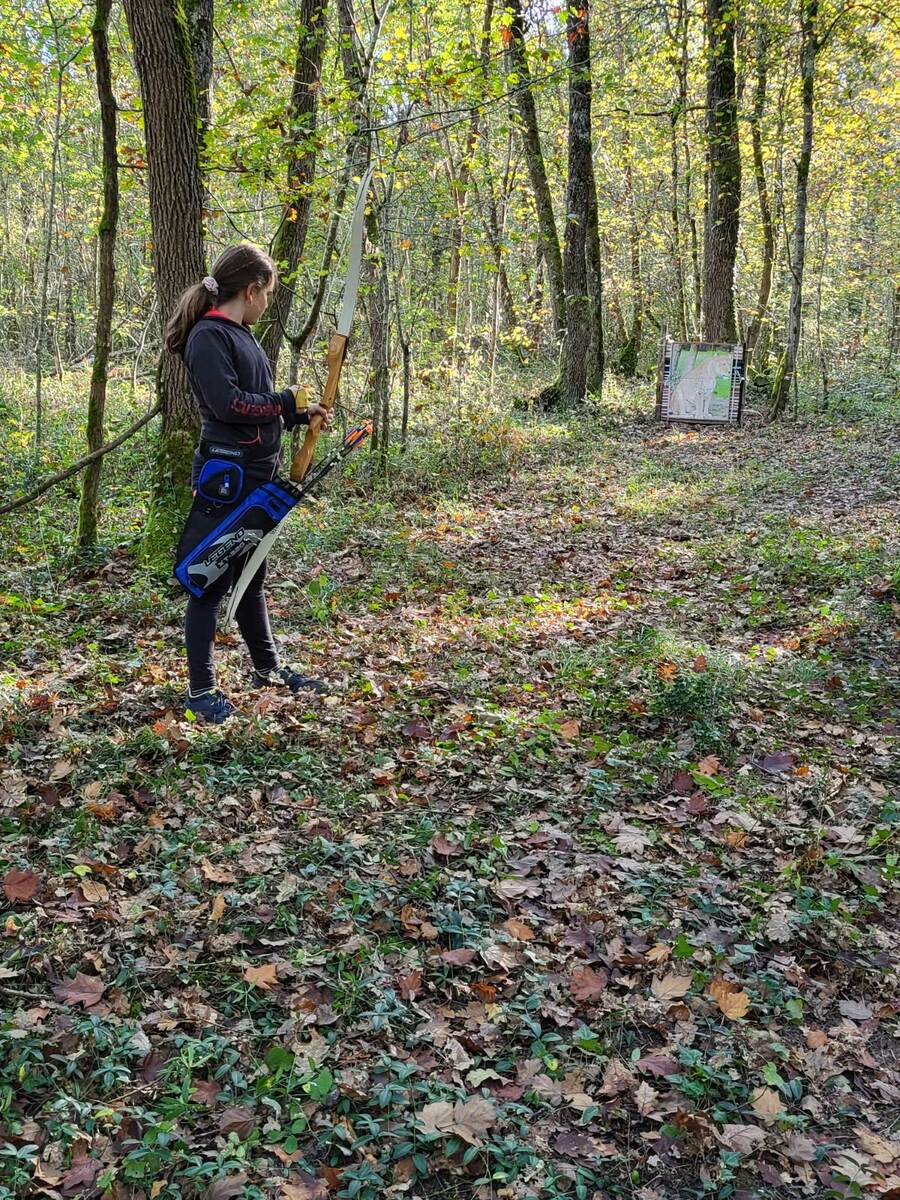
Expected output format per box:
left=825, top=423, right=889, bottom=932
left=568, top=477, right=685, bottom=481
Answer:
left=1, top=385, right=899, bottom=1200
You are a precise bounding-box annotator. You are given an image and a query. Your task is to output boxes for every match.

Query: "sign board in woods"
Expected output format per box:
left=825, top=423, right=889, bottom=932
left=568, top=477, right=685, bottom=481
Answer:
left=657, top=336, right=745, bottom=425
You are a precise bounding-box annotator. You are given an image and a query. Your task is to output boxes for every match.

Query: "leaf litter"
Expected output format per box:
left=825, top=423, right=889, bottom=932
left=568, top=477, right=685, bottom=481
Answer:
left=1, top=408, right=898, bottom=1197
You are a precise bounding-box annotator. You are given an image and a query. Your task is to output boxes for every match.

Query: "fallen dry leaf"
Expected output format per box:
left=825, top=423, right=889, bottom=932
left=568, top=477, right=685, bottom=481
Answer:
left=417, top=1096, right=496, bottom=1145
left=279, top=1175, right=328, bottom=1200
left=635, top=1080, right=659, bottom=1116
left=718, top=1123, right=765, bottom=1154
left=568, top=965, right=609, bottom=1002
left=502, top=917, right=535, bottom=940
left=243, top=962, right=279, bottom=989
left=79, top=879, right=109, bottom=903
left=60, top=1154, right=103, bottom=1194
left=696, top=754, right=721, bottom=775
left=440, top=948, right=475, bottom=967
left=53, top=972, right=105, bottom=1008
left=855, top=1124, right=900, bottom=1164
left=750, top=1086, right=783, bottom=1124
left=218, top=1106, right=256, bottom=1139
left=651, top=972, right=691, bottom=1001
left=783, top=1132, right=817, bottom=1163
left=709, top=977, right=751, bottom=1019
left=838, top=998, right=873, bottom=1021
left=430, top=833, right=462, bottom=857
left=397, top=969, right=423, bottom=999
left=201, top=858, right=238, bottom=884
left=204, top=1173, right=249, bottom=1200
left=3, top=866, right=40, bottom=903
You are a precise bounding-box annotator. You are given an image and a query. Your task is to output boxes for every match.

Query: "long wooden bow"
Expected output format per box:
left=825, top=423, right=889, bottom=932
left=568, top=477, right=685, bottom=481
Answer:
left=289, top=164, right=374, bottom=481
left=224, top=166, right=374, bottom=627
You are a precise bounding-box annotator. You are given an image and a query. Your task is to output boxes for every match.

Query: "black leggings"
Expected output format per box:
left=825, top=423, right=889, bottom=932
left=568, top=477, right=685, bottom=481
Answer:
left=185, top=555, right=279, bottom=693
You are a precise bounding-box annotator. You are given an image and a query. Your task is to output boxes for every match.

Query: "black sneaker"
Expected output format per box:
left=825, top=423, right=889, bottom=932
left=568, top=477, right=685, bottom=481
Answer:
left=184, top=689, right=236, bottom=723
left=252, top=666, right=330, bottom=695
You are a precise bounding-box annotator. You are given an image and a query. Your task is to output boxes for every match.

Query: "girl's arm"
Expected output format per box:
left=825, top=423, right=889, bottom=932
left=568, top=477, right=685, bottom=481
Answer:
left=186, top=325, right=299, bottom=424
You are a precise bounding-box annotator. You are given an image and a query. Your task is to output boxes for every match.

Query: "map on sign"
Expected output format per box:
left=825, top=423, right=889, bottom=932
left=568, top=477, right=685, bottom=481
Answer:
left=668, top=345, right=735, bottom=421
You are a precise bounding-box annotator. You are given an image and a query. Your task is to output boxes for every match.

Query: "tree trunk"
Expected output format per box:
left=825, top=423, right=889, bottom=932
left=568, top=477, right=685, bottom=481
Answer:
left=35, top=18, right=67, bottom=459
left=746, top=27, right=775, bottom=361
left=482, top=181, right=517, bottom=331
left=78, top=0, right=119, bottom=551
left=505, top=0, right=565, bottom=337
left=669, top=115, right=688, bottom=336
left=556, top=0, right=592, bottom=405
left=614, top=5, right=643, bottom=376
left=475, top=127, right=517, bottom=333
left=618, top=145, right=643, bottom=375
left=701, top=0, right=741, bottom=342
left=770, top=0, right=817, bottom=418
left=366, top=212, right=390, bottom=478
left=890, top=280, right=900, bottom=364
left=258, top=0, right=328, bottom=369
left=680, top=0, right=702, bottom=333
left=186, top=0, right=213, bottom=145
left=447, top=0, right=494, bottom=333
left=123, top=0, right=206, bottom=558
left=585, top=152, right=604, bottom=394
left=286, top=0, right=374, bottom=356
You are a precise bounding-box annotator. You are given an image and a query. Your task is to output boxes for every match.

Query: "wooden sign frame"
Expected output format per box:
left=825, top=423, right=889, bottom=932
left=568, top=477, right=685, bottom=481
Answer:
left=656, top=332, right=745, bottom=426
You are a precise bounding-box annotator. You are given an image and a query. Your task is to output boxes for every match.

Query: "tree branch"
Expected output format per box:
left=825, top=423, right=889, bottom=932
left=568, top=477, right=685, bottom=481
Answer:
left=0, top=404, right=162, bottom=517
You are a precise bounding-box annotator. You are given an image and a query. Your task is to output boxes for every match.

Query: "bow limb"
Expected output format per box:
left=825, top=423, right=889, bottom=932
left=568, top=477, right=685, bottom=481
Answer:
left=289, top=163, right=374, bottom=483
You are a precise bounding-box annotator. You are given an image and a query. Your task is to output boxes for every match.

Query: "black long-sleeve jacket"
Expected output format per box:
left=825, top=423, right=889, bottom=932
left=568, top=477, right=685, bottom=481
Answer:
left=184, top=310, right=308, bottom=483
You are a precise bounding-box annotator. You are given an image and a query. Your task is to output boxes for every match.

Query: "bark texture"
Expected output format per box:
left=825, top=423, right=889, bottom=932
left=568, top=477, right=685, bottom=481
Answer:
left=78, top=0, right=119, bottom=549
left=123, top=0, right=206, bottom=554
left=701, top=0, right=742, bottom=342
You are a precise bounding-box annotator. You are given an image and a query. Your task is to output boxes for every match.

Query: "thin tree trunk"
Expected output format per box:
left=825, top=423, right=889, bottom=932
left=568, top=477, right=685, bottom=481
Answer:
left=702, top=0, right=742, bottom=342
left=770, top=0, right=817, bottom=418
left=481, top=177, right=517, bottom=332
left=399, top=334, right=411, bottom=448
left=618, top=147, right=643, bottom=375
left=585, top=152, right=604, bottom=394
left=680, top=0, right=702, bottom=332
left=889, top=281, right=900, bottom=364
left=448, top=0, right=494, bottom=331
left=476, top=127, right=518, bottom=333
left=123, top=0, right=206, bottom=556
left=669, top=114, right=688, bottom=334
left=556, top=0, right=592, bottom=405
left=258, top=0, right=328, bottom=369
left=35, top=6, right=69, bottom=459
left=602, top=231, right=628, bottom=346
left=78, top=0, right=119, bottom=551
left=287, top=0, right=376, bottom=355
left=614, top=5, right=642, bottom=376
left=505, top=0, right=565, bottom=337
left=366, top=210, right=390, bottom=477
left=746, top=27, right=775, bottom=360
left=816, top=213, right=828, bottom=405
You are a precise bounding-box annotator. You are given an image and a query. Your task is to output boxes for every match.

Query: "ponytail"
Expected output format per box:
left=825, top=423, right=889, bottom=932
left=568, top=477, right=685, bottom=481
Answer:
left=164, top=243, right=278, bottom=358
left=164, top=283, right=215, bottom=356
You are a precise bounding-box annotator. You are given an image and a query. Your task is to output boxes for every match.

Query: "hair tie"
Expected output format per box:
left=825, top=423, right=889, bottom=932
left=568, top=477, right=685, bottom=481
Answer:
left=202, top=276, right=219, bottom=296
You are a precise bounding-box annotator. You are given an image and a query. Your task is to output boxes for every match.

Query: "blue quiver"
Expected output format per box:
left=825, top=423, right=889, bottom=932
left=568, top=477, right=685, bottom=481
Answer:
left=174, top=477, right=302, bottom=597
